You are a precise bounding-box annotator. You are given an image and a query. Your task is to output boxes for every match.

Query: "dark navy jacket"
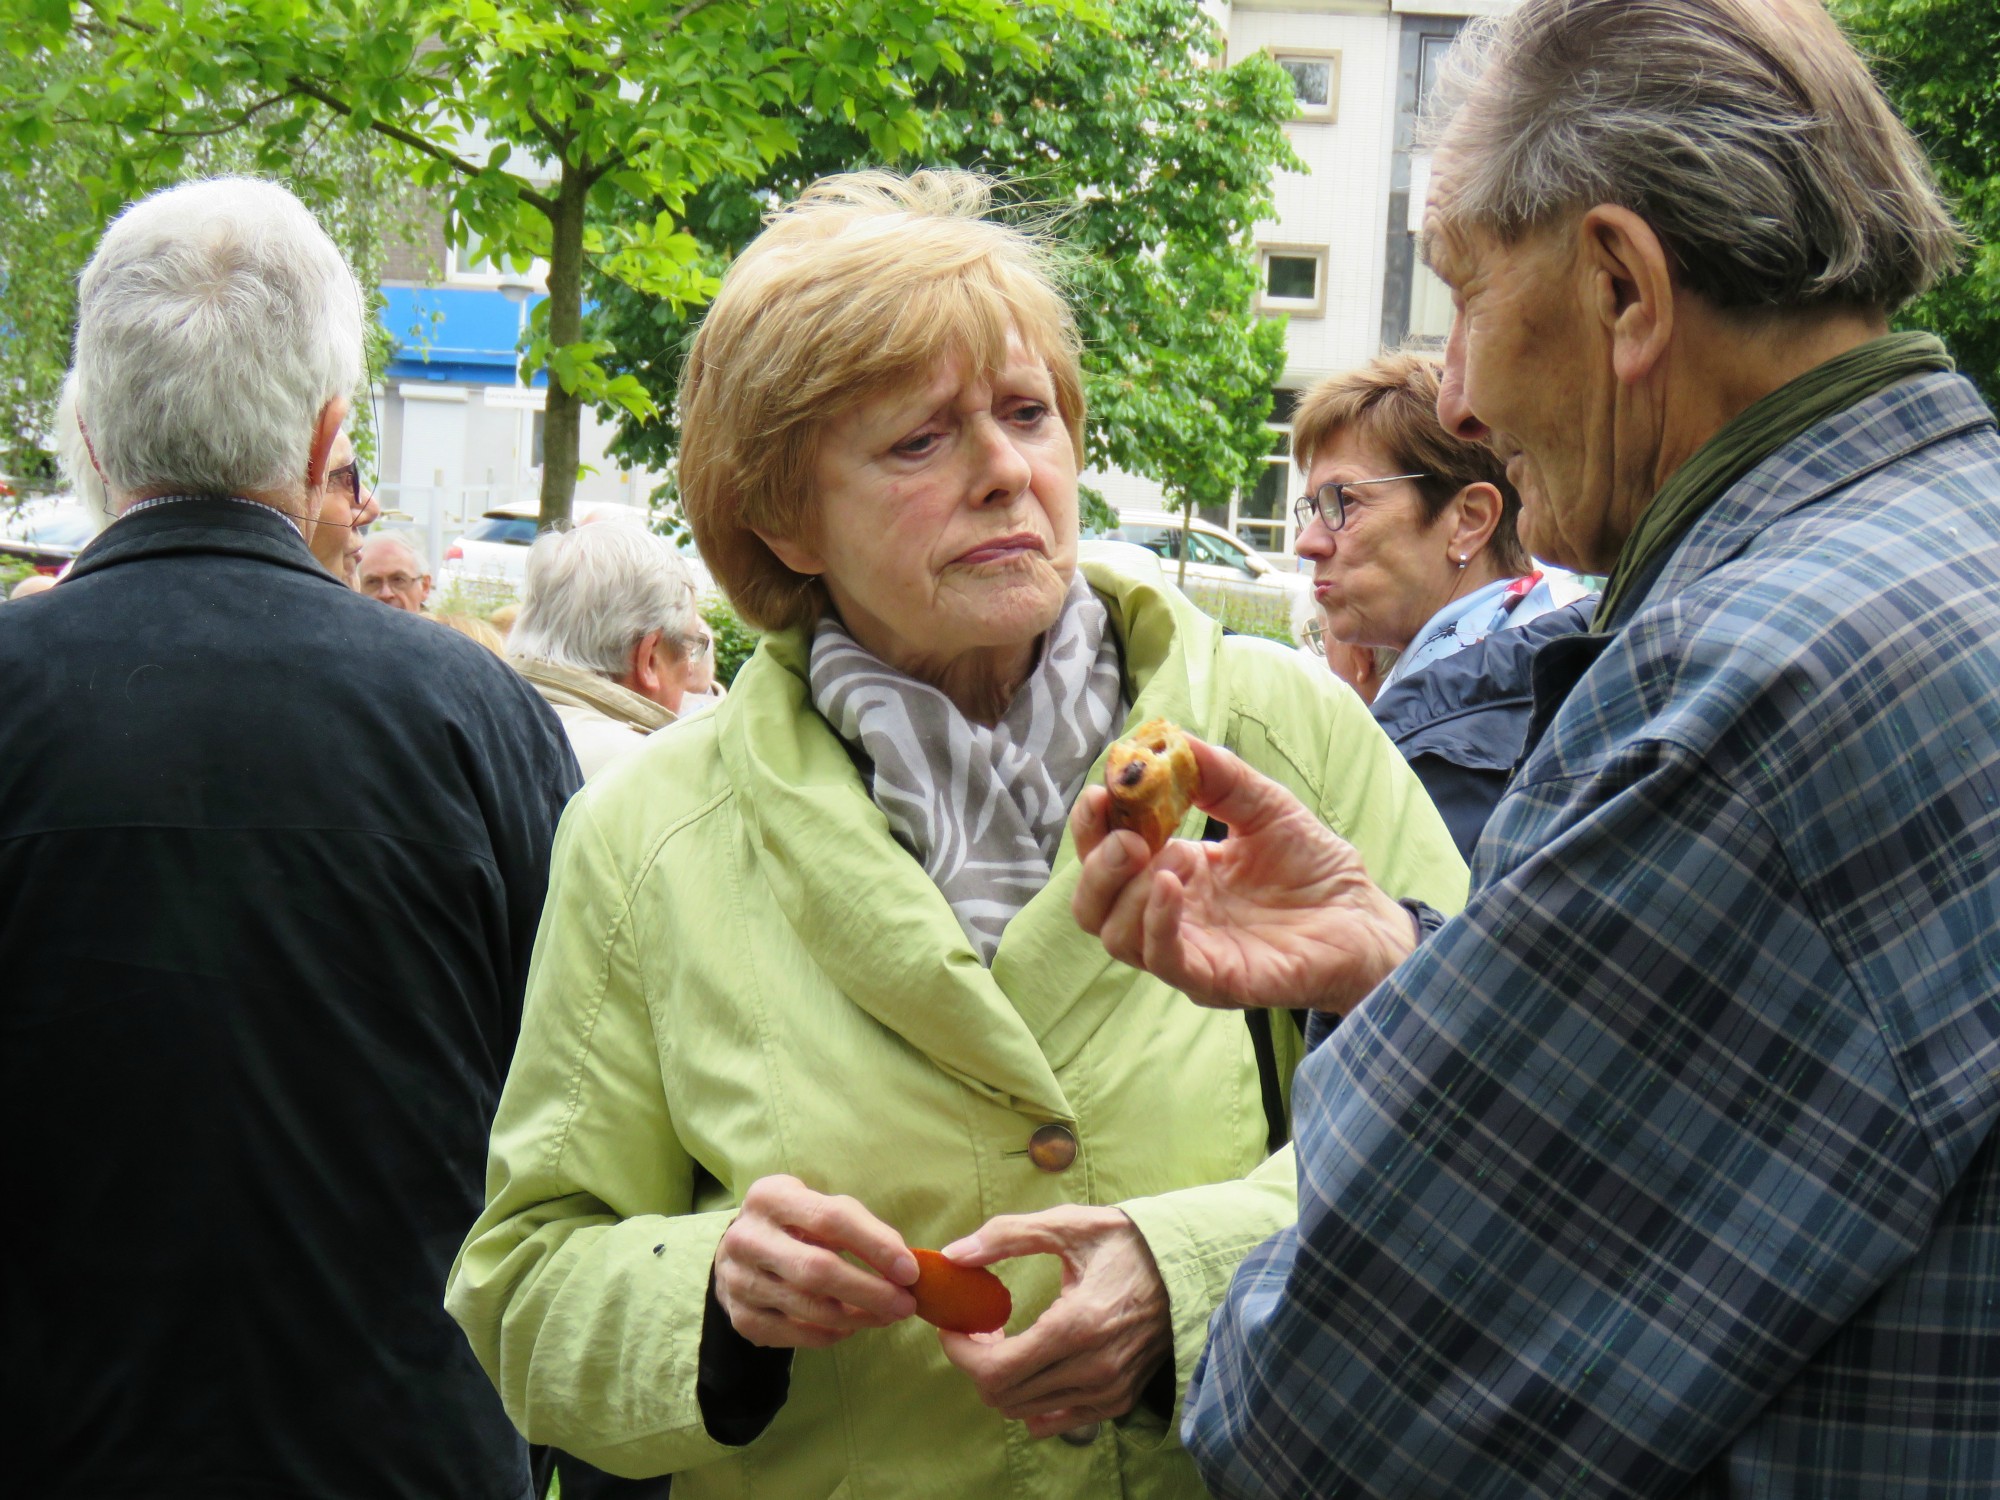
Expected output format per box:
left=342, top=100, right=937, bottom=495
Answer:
left=0, top=497, right=579, bottom=1499
left=1367, top=600, right=1596, bottom=861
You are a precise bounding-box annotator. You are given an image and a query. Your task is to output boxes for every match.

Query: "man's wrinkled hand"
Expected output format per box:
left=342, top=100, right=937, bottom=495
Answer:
left=1070, top=735, right=1416, bottom=1014
left=936, top=1206, right=1172, bottom=1440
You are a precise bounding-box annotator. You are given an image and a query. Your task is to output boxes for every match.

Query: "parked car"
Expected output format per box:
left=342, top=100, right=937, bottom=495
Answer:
left=0, top=497, right=99, bottom=575
left=434, top=499, right=663, bottom=605
left=1087, top=509, right=1308, bottom=635
left=1076, top=537, right=1170, bottom=593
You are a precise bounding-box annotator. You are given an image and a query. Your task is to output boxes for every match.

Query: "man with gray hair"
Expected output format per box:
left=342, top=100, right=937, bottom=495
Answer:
left=0, top=177, right=578, bottom=1498
left=1068, top=1, right=2000, bottom=1495
left=360, top=527, right=434, bottom=611
left=508, top=518, right=708, bottom=779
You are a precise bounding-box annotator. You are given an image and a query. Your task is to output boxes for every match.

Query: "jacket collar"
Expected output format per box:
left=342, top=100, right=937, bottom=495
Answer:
left=713, top=561, right=1221, bottom=1121
left=1630, top=370, right=1995, bottom=620
left=512, top=657, right=675, bottom=734
left=64, top=493, right=338, bottom=589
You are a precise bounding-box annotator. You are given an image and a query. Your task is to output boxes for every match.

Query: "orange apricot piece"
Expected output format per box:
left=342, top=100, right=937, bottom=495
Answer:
left=908, top=1248, right=1012, bottom=1335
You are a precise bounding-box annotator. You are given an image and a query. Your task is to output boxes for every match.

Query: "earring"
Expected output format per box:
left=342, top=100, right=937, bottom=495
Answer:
left=1457, top=554, right=1468, bottom=569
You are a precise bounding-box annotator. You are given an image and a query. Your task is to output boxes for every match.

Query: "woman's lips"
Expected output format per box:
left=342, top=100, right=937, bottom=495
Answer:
left=955, top=534, right=1047, bottom=566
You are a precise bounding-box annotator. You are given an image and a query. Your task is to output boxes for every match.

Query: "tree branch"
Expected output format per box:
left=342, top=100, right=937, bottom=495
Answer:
left=125, top=89, right=301, bottom=139
left=287, top=77, right=557, bottom=216
left=523, top=99, right=570, bottom=153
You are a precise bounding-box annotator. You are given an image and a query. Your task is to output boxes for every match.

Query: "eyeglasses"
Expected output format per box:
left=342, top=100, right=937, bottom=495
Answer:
left=1302, top=618, right=1325, bottom=656
left=1292, top=473, right=1429, bottom=533
left=365, top=572, right=423, bottom=592
left=681, top=628, right=714, bottom=661
left=328, top=462, right=360, bottom=509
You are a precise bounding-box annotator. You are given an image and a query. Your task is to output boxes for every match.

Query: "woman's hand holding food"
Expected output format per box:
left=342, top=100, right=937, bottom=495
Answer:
left=1071, top=733, right=1417, bottom=1015
left=933, top=1206, right=1172, bottom=1440
left=712, top=1175, right=920, bottom=1349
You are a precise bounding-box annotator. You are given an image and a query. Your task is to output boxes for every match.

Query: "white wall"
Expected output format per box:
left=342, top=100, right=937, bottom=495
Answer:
left=1229, top=6, right=1397, bottom=388
left=374, top=381, right=666, bottom=556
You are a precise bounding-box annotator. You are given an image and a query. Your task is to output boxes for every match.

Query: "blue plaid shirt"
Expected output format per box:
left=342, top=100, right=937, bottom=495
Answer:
left=1184, top=372, right=2000, bottom=1498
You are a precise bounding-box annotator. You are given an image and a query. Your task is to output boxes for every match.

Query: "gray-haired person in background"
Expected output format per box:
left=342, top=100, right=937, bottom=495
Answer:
left=1069, top=0, right=2000, bottom=1495
left=0, top=176, right=577, bottom=1499
left=359, top=527, right=433, bottom=611
left=507, top=518, right=708, bottom=780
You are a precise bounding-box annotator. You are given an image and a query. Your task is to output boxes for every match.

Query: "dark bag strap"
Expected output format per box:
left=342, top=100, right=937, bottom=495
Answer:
left=1200, top=817, right=1300, bottom=1154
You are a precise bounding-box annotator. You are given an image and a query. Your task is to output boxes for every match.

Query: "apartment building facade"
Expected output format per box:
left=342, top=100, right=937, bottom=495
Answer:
left=1089, top=0, right=1515, bottom=557
left=369, top=216, right=665, bottom=566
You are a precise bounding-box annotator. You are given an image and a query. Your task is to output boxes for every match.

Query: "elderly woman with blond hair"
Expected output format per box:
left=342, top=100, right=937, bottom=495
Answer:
left=447, top=171, right=1465, bottom=1498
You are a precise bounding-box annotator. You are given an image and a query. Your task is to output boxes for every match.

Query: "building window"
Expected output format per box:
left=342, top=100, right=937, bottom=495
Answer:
left=447, top=228, right=504, bottom=284
left=1259, top=246, right=1327, bottom=318
left=1408, top=261, right=1454, bottom=343
left=1271, top=49, right=1339, bottom=123
left=1234, top=388, right=1297, bottom=556
left=1417, top=33, right=1455, bottom=117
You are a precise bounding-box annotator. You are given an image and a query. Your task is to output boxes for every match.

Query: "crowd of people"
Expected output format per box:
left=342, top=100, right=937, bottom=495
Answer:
left=4, top=1, right=1997, bottom=1498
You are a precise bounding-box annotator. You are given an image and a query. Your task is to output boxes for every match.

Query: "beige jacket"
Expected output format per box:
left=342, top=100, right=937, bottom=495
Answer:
left=511, top=657, right=673, bottom=781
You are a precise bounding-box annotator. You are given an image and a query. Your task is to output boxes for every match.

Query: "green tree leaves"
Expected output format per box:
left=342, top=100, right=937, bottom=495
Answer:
left=592, top=0, right=1300, bottom=530
left=1, top=0, right=1074, bottom=523
left=1837, top=0, right=2000, bottom=404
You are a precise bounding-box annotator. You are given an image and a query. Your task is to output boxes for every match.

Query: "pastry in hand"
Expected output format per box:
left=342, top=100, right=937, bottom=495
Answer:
left=1104, top=718, right=1200, bottom=855
left=908, top=1249, right=1012, bottom=1334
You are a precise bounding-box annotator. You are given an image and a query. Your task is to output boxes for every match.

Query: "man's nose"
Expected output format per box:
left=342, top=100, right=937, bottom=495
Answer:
left=1436, top=316, right=1489, bottom=442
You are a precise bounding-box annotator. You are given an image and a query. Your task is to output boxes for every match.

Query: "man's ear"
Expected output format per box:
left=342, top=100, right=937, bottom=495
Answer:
left=751, top=525, right=826, bottom=577
left=626, top=629, right=664, bottom=695
left=306, top=397, right=350, bottom=489
left=1576, top=205, right=1675, bottom=388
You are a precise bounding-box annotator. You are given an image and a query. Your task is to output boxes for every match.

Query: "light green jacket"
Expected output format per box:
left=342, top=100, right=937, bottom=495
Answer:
left=447, top=564, right=1467, bottom=1498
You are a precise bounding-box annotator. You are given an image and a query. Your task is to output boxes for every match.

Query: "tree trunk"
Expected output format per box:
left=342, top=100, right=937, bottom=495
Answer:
left=1177, top=499, right=1192, bottom=590
left=537, top=164, right=589, bottom=531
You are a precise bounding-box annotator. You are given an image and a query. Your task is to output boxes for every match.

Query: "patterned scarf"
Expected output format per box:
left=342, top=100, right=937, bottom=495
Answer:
left=810, top=573, right=1127, bottom=963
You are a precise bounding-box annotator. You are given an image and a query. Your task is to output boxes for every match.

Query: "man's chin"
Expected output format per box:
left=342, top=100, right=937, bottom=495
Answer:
left=1516, top=492, right=1582, bottom=573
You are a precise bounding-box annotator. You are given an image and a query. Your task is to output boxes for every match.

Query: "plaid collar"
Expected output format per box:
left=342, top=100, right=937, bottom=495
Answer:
left=1635, top=370, right=1995, bottom=621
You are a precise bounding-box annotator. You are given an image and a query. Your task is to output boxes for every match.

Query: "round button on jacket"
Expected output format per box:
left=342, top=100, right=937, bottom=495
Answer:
left=1057, top=1421, right=1101, bottom=1446
left=1027, top=1123, right=1078, bottom=1172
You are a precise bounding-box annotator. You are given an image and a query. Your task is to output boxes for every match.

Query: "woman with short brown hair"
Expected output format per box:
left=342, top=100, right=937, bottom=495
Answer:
left=1293, top=350, right=1594, bottom=856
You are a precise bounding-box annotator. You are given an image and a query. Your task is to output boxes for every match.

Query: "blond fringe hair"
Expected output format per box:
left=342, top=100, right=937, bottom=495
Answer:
left=679, top=170, right=1086, bottom=632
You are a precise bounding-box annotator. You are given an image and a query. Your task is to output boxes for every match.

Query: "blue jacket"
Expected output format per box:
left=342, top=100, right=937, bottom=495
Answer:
left=1186, top=370, right=2000, bottom=1498
left=1370, top=600, right=1595, bottom=861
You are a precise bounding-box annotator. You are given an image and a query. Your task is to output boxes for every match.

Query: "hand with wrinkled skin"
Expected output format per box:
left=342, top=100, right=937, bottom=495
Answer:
left=935, top=1205, right=1172, bottom=1440
left=712, top=1174, right=919, bottom=1349
left=1070, top=734, right=1417, bottom=1015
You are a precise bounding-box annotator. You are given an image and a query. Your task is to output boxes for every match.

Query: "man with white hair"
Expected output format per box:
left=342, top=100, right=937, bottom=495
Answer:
left=359, top=527, right=432, bottom=610
left=1070, top=1, right=2000, bottom=1495
left=508, top=518, right=709, bottom=779
left=0, top=177, right=578, bottom=1499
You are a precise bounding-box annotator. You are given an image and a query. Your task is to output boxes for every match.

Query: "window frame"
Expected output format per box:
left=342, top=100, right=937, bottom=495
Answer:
left=1268, top=47, right=1341, bottom=124
left=1258, top=244, right=1329, bottom=319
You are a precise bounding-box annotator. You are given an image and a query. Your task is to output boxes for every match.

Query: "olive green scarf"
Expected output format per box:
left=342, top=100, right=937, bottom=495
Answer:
left=1594, top=331, right=1955, bottom=631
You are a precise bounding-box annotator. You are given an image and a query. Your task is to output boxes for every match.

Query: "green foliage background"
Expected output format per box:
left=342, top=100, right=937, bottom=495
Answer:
left=1837, top=0, right=2000, bottom=406
left=701, top=597, right=762, bottom=688
left=591, top=0, right=1301, bottom=529
left=3, top=0, right=1079, bottom=524
left=0, top=42, right=413, bottom=486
